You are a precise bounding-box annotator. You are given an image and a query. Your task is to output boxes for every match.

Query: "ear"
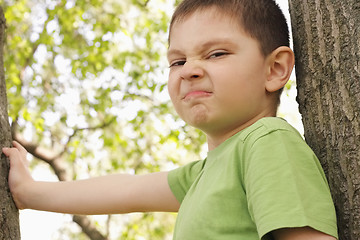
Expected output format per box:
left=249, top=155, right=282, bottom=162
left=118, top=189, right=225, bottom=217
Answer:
left=265, top=46, right=295, bottom=93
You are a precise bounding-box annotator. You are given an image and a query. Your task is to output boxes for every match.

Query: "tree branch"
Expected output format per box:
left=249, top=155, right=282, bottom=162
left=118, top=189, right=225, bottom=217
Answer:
left=73, top=215, right=109, bottom=240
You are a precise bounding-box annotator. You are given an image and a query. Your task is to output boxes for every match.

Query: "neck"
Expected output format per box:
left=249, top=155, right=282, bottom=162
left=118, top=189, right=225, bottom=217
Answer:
left=206, top=112, right=277, bottom=151
left=206, top=120, right=254, bottom=151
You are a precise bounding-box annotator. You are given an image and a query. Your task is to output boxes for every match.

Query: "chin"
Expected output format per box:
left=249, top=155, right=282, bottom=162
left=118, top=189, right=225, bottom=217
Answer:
left=188, top=114, right=210, bottom=128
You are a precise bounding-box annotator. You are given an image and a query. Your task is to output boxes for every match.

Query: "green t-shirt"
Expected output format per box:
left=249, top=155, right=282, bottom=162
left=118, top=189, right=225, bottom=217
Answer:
left=168, top=117, right=338, bottom=240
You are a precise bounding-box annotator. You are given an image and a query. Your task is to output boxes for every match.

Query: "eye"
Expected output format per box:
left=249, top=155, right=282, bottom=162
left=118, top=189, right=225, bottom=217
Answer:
left=169, top=60, right=186, bottom=68
left=208, top=51, right=228, bottom=59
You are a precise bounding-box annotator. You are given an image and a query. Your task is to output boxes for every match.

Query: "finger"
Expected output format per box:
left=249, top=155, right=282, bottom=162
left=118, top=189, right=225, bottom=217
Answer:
left=2, top=147, right=14, bottom=157
left=12, top=141, right=28, bottom=159
left=2, top=147, right=29, bottom=168
left=11, top=141, right=29, bottom=165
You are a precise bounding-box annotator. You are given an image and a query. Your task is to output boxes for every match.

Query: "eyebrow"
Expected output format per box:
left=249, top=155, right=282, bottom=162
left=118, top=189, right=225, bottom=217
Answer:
left=167, top=38, right=237, bottom=60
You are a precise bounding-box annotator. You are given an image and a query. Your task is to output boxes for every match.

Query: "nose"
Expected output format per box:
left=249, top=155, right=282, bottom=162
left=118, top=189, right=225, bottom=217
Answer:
left=180, top=60, right=204, bottom=80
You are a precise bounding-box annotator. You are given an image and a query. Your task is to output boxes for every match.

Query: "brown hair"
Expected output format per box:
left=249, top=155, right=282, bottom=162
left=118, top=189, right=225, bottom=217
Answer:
left=169, top=0, right=290, bottom=57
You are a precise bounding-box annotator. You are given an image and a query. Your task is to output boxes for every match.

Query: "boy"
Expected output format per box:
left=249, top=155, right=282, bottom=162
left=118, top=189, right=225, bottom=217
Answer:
left=3, top=0, right=338, bottom=239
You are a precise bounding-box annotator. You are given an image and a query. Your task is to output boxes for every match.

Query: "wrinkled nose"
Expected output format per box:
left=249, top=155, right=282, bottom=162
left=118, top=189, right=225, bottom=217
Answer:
left=180, top=61, right=204, bottom=80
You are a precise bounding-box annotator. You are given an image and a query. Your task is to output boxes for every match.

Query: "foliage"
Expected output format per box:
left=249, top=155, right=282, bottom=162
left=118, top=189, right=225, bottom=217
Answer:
left=2, top=0, right=206, bottom=239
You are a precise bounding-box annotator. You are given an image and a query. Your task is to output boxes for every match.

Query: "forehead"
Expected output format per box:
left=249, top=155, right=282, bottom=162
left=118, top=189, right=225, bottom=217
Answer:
left=167, top=8, right=260, bottom=61
left=168, top=6, right=243, bottom=44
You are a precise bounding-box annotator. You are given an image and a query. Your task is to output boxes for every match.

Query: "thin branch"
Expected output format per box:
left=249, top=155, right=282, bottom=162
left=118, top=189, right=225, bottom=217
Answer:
left=57, top=116, right=117, bottom=159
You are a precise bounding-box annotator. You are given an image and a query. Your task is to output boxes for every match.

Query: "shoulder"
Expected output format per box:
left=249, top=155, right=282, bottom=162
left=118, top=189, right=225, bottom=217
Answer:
left=250, top=117, right=300, bottom=135
left=241, top=117, right=322, bottom=183
left=240, top=117, right=303, bottom=148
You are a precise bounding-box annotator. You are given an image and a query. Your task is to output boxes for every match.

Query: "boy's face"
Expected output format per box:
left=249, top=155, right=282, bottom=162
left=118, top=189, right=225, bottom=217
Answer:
left=167, top=7, right=275, bottom=144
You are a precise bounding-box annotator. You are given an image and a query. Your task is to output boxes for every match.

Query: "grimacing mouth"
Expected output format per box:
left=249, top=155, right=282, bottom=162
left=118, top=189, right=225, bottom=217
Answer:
left=182, top=90, right=213, bottom=100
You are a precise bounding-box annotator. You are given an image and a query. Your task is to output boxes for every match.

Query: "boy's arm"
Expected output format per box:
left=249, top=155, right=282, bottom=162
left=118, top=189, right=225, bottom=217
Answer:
left=272, top=226, right=337, bottom=240
left=3, top=141, right=180, bottom=215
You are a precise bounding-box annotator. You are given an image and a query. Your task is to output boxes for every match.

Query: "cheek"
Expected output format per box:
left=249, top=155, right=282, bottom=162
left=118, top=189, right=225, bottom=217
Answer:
left=167, top=75, right=180, bottom=106
left=167, top=80, right=176, bottom=102
left=167, top=75, right=187, bottom=120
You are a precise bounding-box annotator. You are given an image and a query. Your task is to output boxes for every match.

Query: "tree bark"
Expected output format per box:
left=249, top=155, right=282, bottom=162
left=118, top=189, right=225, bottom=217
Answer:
left=0, top=7, right=21, bottom=240
left=288, top=0, right=360, bottom=239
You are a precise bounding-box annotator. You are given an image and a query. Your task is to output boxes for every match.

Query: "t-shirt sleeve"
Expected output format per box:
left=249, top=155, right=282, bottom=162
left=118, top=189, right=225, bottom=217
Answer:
left=167, top=160, right=204, bottom=204
left=244, top=128, right=338, bottom=239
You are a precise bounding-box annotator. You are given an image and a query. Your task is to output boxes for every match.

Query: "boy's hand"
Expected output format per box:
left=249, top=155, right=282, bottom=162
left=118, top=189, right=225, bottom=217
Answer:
left=2, top=141, right=34, bottom=210
left=2, top=141, right=179, bottom=215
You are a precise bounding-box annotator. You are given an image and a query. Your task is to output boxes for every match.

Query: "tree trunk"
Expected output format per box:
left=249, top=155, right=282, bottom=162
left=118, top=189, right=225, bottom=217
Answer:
left=0, top=7, right=21, bottom=240
left=288, top=0, right=360, bottom=239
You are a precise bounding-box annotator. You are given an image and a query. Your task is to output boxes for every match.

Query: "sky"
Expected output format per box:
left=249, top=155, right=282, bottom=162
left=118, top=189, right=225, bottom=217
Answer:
left=18, top=0, right=302, bottom=239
